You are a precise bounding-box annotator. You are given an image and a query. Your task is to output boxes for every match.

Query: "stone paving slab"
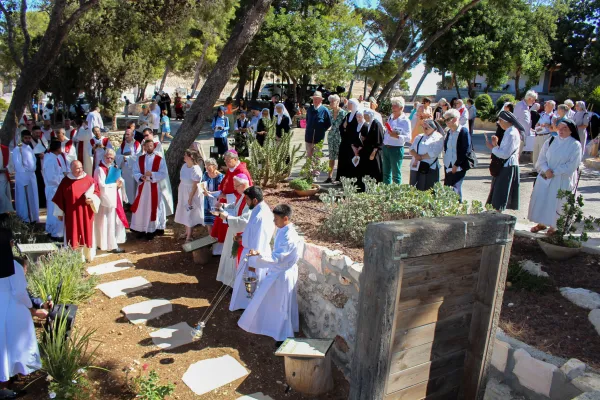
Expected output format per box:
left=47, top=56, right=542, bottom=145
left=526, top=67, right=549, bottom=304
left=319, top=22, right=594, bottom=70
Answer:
left=182, top=355, right=249, bottom=396
left=237, top=393, right=274, bottom=400
left=150, top=322, right=195, bottom=350
left=121, top=299, right=172, bottom=325
left=96, top=276, right=152, bottom=299
left=87, top=258, right=133, bottom=275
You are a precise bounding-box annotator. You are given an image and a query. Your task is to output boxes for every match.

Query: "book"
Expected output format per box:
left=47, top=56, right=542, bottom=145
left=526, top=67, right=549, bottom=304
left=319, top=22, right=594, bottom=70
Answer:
left=105, top=167, right=122, bottom=185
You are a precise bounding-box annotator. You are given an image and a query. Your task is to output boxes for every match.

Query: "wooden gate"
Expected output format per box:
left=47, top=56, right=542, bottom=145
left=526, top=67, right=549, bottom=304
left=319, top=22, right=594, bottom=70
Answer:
left=349, top=213, right=516, bottom=400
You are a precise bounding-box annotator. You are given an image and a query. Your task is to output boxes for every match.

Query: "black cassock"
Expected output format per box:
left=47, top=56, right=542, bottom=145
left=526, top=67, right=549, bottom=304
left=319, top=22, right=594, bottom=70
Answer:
left=355, top=121, right=383, bottom=191
left=336, top=113, right=359, bottom=181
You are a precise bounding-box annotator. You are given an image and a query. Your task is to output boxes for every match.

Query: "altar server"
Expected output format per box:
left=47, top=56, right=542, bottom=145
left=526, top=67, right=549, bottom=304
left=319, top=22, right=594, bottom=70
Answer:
left=94, top=149, right=127, bottom=253
left=73, top=119, right=94, bottom=175
left=130, top=139, right=169, bottom=239
left=174, top=149, right=204, bottom=242
left=12, top=130, right=39, bottom=223
left=43, top=140, right=69, bottom=240
left=229, top=186, right=275, bottom=311
left=89, top=126, right=113, bottom=172
left=0, top=144, right=14, bottom=215
left=215, top=174, right=251, bottom=287
left=86, top=106, right=104, bottom=131
left=116, top=128, right=142, bottom=204
left=238, top=204, right=301, bottom=341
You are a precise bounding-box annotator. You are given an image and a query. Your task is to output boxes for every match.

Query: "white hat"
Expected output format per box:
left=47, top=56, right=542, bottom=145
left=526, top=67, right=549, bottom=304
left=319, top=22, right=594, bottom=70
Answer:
left=312, top=91, right=323, bottom=98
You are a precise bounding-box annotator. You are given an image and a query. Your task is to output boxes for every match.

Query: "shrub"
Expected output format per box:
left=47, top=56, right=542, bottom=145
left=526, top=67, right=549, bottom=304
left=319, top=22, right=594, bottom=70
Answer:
left=475, top=94, right=495, bottom=122
left=0, top=213, right=38, bottom=245
left=0, top=98, right=8, bottom=113
left=543, top=190, right=600, bottom=248
left=131, top=370, right=175, bottom=400
left=320, top=178, right=491, bottom=246
left=588, top=85, right=600, bottom=113
left=495, top=94, right=516, bottom=111
left=289, top=178, right=312, bottom=190
left=378, top=97, right=392, bottom=117
left=506, top=261, right=551, bottom=294
left=27, top=248, right=98, bottom=304
left=299, top=140, right=329, bottom=184
left=41, top=313, right=101, bottom=400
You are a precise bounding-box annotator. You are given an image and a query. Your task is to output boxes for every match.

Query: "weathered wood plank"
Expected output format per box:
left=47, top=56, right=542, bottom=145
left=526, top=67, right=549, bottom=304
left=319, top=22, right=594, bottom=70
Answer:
left=386, top=350, right=466, bottom=394
left=389, top=333, right=469, bottom=374
left=384, top=369, right=462, bottom=400
left=392, top=312, right=472, bottom=353
left=401, top=247, right=481, bottom=287
left=395, top=294, right=473, bottom=331
left=398, top=272, right=478, bottom=311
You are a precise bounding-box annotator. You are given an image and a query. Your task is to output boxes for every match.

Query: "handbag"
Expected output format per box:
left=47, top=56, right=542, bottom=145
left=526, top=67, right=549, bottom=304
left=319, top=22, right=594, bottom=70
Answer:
left=416, top=136, right=438, bottom=174
left=489, top=149, right=517, bottom=177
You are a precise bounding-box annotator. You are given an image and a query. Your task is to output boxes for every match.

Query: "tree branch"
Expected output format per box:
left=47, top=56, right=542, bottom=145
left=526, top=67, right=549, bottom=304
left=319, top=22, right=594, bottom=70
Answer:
left=20, top=0, right=31, bottom=64
left=60, top=0, right=100, bottom=31
left=0, top=2, right=24, bottom=70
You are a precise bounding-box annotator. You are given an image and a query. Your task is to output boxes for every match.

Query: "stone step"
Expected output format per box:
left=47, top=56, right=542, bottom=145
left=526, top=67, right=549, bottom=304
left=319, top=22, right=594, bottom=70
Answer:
left=96, top=276, right=152, bottom=299
left=87, top=258, right=133, bottom=276
left=237, top=394, right=274, bottom=400
left=182, top=355, right=249, bottom=396
left=150, top=321, right=195, bottom=350
left=121, top=299, right=172, bottom=325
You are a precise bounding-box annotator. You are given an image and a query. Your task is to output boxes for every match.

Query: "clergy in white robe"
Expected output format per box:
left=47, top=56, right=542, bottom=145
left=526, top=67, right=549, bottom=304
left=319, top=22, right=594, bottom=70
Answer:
left=40, top=119, right=54, bottom=142
left=528, top=120, right=582, bottom=233
left=89, top=127, right=113, bottom=172
left=86, top=106, right=104, bottom=131
left=43, top=141, right=69, bottom=239
left=130, top=140, right=169, bottom=238
left=12, top=132, right=39, bottom=223
left=215, top=174, right=251, bottom=287
left=54, top=128, right=77, bottom=164
left=238, top=205, right=301, bottom=341
left=142, top=130, right=174, bottom=216
left=94, top=149, right=128, bottom=252
left=0, top=144, right=14, bottom=214
left=116, top=129, right=142, bottom=204
left=230, top=187, right=275, bottom=311
left=72, top=121, right=94, bottom=175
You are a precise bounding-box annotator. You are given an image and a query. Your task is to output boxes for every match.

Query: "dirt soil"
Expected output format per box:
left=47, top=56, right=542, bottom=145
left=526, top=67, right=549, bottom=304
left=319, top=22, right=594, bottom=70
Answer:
left=500, top=236, right=600, bottom=370
left=19, top=222, right=349, bottom=400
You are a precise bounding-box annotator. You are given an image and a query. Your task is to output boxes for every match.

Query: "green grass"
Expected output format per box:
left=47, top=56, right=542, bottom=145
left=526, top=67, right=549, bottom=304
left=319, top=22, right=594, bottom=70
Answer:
left=507, top=261, right=552, bottom=294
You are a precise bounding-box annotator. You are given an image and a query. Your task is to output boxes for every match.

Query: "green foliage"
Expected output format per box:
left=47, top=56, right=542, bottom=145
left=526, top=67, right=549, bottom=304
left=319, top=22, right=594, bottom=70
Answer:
left=289, top=178, right=312, bottom=190
left=588, top=86, right=600, bottom=113
left=299, top=140, right=329, bottom=184
left=507, top=261, right=551, bottom=294
left=475, top=94, right=495, bottom=122
left=320, top=178, right=491, bottom=246
left=41, top=313, right=100, bottom=400
left=553, top=77, right=600, bottom=110
left=0, top=213, right=37, bottom=245
left=0, top=98, right=8, bottom=113
left=27, top=248, right=98, bottom=305
left=246, top=120, right=302, bottom=187
left=133, top=370, right=175, bottom=400
left=496, top=94, right=516, bottom=111
left=543, top=190, right=600, bottom=248
left=378, top=97, right=392, bottom=118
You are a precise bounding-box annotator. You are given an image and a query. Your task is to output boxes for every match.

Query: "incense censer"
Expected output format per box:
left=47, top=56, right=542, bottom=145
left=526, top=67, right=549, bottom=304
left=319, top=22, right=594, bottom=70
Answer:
left=243, top=272, right=258, bottom=299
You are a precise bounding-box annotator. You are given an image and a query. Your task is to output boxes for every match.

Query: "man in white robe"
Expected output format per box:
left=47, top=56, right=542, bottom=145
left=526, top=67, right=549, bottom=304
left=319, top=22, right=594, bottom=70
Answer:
left=89, top=126, right=113, bottom=172
left=43, top=141, right=69, bottom=240
left=73, top=119, right=94, bottom=175
left=0, top=144, right=14, bottom=215
left=116, top=128, right=142, bottom=205
left=12, top=131, right=39, bottom=223
left=238, top=204, right=301, bottom=342
left=54, top=128, right=77, bottom=164
left=130, top=139, right=169, bottom=239
left=142, top=129, right=174, bottom=216
left=86, top=106, right=104, bottom=131
left=94, top=149, right=127, bottom=253
left=150, top=102, right=161, bottom=135
left=40, top=118, right=54, bottom=142
left=230, top=186, right=275, bottom=311
left=215, top=174, right=251, bottom=287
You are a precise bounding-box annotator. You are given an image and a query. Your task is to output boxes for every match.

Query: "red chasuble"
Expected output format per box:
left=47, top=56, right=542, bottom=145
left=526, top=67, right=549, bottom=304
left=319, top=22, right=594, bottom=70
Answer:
left=52, top=175, right=99, bottom=248
left=210, top=162, right=253, bottom=243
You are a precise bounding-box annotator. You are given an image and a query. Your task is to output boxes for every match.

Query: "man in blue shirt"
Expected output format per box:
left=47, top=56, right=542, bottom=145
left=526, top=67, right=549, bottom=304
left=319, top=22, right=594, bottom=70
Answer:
left=304, top=91, right=331, bottom=158
left=212, top=106, right=230, bottom=155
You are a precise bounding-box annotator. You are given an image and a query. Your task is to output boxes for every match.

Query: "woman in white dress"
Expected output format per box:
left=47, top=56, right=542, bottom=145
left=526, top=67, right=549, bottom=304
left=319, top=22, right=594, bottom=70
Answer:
left=0, top=229, right=41, bottom=397
left=528, top=119, right=582, bottom=235
left=174, top=150, right=204, bottom=242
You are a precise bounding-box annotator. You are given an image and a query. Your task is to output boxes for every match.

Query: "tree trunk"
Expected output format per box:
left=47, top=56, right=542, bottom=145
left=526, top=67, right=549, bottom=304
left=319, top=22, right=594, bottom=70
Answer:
left=112, top=114, right=117, bottom=131
left=411, top=65, right=432, bottom=102
left=514, top=66, right=522, bottom=100
left=251, top=68, right=266, bottom=101
left=165, top=0, right=274, bottom=194
left=190, top=39, right=211, bottom=94
left=235, top=64, right=249, bottom=101
left=1, top=69, right=43, bottom=145
left=136, top=83, right=147, bottom=102
left=159, top=64, right=170, bottom=91
left=377, top=0, right=482, bottom=102
left=453, top=72, right=461, bottom=99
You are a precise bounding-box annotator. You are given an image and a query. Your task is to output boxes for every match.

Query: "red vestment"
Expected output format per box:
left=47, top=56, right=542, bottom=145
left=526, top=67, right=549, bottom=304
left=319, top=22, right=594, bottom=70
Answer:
left=52, top=175, right=99, bottom=248
left=210, top=162, right=253, bottom=243
left=130, top=154, right=162, bottom=222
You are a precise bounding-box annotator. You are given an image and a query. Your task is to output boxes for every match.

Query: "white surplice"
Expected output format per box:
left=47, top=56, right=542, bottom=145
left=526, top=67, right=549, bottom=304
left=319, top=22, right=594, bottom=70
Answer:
left=130, top=153, right=168, bottom=233
left=116, top=140, right=142, bottom=203
left=40, top=127, right=53, bottom=143
left=73, top=126, right=94, bottom=175
left=86, top=110, right=104, bottom=130
left=528, top=136, right=582, bottom=228
left=0, top=261, right=42, bottom=381
left=89, top=136, right=113, bottom=172
left=94, top=162, right=127, bottom=251
left=0, top=147, right=14, bottom=214
left=145, top=140, right=174, bottom=216
left=12, top=145, right=39, bottom=222
left=58, top=139, right=77, bottom=165
left=229, top=201, right=275, bottom=311
left=238, top=224, right=302, bottom=341
left=42, top=153, right=69, bottom=237
left=215, top=197, right=250, bottom=287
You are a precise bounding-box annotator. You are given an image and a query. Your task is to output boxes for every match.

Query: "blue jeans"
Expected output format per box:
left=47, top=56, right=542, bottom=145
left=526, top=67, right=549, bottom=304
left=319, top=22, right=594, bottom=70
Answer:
left=382, top=145, right=404, bottom=184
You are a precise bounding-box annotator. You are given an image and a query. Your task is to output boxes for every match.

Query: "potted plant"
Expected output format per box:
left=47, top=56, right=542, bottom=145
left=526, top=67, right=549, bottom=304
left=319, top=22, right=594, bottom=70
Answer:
left=290, top=141, right=329, bottom=196
left=537, top=190, right=600, bottom=260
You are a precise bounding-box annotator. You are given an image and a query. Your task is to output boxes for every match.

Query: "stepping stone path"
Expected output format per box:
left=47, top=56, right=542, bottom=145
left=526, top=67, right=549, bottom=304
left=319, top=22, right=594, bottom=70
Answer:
left=96, top=276, right=152, bottom=298
left=87, top=258, right=133, bottom=275
left=237, top=393, right=274, bottom=400
left=182, top=355, right=249, bottom=396
left=560, top=287, right=600, bottom=310
left=121, top=299, right=172, bottom=325
left=150, top=322, right=196, bottom=350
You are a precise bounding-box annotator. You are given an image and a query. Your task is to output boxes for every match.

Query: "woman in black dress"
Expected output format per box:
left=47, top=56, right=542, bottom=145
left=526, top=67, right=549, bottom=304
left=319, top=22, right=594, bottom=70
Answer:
left=274, top=103, right=291, bottom=138
left=336, top=98, right=361, bottom=182
left=255, top=108, right=271, bottom=146
left=354, top=109, right=383, bottom=191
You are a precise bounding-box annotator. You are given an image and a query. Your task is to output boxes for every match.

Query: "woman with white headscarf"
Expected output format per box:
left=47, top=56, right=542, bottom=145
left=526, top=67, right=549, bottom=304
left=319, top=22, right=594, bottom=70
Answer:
left=336, top=99, right=361, bottom=181
left=573, top=101, right=590, bottom=153
left=485, top=111, right=523, bottom=211
left=409, top=119, right=444, bottom=191
left=255, top=108, right=271, bottom=147
left=528, top=119, right=581, bottom=235
left=274, top=103, right=291, bottom=139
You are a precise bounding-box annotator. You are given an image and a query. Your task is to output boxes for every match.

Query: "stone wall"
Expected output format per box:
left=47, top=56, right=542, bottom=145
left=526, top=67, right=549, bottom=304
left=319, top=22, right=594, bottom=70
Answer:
left=296, top=241, right=362, bottom=377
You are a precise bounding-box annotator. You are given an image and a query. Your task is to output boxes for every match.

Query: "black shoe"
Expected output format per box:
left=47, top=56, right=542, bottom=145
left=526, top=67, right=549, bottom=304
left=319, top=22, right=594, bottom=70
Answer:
left=155, top=229, right=165, bottom=236
left=274, top=340, right=284, bottom=349
left=324, top=177, right=333, bottom=184
left=528, top=171, right=538, bottom=177
left=145, top=233, right=155, bottom=241
left=49, top=236, right=63, bottom=242
left=112, top=247, right=125, bottom=254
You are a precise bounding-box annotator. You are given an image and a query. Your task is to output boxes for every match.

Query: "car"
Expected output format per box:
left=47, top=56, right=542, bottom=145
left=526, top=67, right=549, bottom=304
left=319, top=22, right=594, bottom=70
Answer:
left=259, top=83, right=287, bottom=100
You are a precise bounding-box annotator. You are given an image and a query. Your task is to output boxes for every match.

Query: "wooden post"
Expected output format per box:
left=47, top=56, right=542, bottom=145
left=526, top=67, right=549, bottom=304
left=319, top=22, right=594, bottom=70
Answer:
left=349, top=213, right=515, bottom=400
left=284, top=354, right=333, bottom=395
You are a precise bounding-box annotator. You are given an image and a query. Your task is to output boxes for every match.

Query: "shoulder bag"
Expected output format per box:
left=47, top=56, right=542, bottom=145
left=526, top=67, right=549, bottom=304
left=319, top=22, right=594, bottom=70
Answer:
left=416, top=135, right=438, bottom=174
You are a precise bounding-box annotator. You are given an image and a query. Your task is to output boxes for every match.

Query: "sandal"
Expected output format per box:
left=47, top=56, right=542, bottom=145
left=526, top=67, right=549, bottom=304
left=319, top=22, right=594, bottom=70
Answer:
left=530, top=224, right=547, bottom=233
